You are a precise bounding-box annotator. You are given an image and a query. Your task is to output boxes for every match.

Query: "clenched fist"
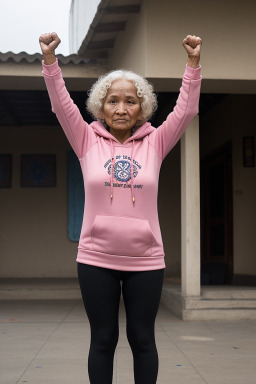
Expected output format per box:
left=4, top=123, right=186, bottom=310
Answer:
left=39, top=32, right=61, bottom=65
left=182, top=35, right=202, bottom=68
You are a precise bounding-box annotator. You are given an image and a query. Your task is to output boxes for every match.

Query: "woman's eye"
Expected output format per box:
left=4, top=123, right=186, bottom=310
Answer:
left=109, top=100, right=116, bottom=104
left=128, top=100, right=134, bottom=104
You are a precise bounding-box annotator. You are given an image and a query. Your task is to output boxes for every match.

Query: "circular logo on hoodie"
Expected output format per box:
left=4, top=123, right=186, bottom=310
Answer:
left=108, top=160, right=138, bottom=182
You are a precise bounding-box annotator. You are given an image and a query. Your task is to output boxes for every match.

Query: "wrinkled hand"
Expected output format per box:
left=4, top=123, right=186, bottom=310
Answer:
left=182, top=35, right=202, bottom=68
left=39, top=32, right=61, bottom=64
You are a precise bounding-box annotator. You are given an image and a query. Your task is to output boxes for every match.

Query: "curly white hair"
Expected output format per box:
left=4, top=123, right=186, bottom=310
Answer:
left=86, top=69, right=158, bottom=129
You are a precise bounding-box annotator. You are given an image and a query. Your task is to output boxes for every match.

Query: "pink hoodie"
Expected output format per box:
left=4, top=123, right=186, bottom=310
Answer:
left=42, top=60, right=202, bottom=271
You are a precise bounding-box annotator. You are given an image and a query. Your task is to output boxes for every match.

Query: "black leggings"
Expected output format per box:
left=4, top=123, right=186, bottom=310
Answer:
left=77, top=262, right=165, bottom=384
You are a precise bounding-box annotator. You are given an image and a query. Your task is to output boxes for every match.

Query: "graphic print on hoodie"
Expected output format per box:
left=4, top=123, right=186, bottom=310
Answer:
left=42, top=60, right=202, bottom=271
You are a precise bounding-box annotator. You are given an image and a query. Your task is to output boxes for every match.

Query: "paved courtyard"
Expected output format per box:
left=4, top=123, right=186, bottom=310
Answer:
left=1, top=299, right=256, bottom=383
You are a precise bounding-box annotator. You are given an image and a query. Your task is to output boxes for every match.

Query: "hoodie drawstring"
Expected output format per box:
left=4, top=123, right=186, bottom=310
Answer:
left=109, top=139, right=135, bottom=205
left=110, top=139, right=114, bottom=201
left=131, top=140, right=135, bottom=204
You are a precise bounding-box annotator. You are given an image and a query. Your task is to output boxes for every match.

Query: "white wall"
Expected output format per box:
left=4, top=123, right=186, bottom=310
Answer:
left=69, top=0, right=102, bottom=54
left=146, top=0, right=256, bottom=80
left=107, top=0, right=256, bottom=83
left=0, top=125, right=78, bottom=278
left=108, top=0, right=146, bottom=74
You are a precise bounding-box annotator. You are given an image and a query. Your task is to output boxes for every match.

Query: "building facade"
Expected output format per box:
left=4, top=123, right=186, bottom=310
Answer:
left=0, top=0, right=256, bottom=318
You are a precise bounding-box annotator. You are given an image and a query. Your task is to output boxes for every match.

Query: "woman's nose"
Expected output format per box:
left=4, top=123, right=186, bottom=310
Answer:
left=116, top=103, right=127, bottom=114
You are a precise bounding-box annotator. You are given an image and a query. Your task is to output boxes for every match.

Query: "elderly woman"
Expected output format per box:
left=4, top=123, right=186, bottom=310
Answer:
left=39, top=32, right=202, bottom=384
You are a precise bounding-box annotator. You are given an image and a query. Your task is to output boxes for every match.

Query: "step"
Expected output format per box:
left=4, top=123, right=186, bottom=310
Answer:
left=0, top=278, right=81, bottom=300
left=184, top=297, right=256, bottom=310
left=161, top=282, right=256, bottom=321
left=183, top=308, right=256, bottom=321
left=201, top=287, right=256, bottom=300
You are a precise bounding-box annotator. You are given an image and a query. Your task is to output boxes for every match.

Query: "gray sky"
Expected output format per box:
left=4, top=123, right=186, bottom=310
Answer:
left=0, top=0, right=72, bottom=55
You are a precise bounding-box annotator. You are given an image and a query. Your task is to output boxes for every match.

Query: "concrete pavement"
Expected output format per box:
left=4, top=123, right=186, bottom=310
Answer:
left=1, top=299, right=256, bottom=383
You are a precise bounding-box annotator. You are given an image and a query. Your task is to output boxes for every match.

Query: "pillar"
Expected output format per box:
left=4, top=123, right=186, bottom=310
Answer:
left=181, top=115, right=201, bottom=297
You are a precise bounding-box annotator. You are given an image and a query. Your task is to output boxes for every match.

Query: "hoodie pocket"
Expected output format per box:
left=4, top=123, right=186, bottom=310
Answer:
left=91, top=215, right=156, bottom=257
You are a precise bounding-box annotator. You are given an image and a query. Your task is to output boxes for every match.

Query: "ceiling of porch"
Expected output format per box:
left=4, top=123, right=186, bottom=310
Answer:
left=0, top=89, right=226, bottom=127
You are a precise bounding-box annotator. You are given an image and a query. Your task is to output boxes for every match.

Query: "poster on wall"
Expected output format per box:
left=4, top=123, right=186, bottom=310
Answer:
left=21, top=154, right=56, bottom=187
left=0, top=154, right=12, bottom=188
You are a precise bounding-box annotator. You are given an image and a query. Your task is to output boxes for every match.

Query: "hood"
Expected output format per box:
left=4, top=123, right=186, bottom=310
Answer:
left=90, top=120, right=156, bottom=205
left=90, top=120, right=155, bottom=143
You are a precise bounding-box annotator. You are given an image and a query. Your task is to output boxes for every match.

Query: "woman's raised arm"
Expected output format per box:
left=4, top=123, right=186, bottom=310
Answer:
left=39, top=32, right=96, bottom=159
left=149, top=35, right=202, bottom=160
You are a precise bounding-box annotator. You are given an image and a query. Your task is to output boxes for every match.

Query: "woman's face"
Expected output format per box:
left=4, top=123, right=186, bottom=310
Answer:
left=102, top=78, right=142, bottom=133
